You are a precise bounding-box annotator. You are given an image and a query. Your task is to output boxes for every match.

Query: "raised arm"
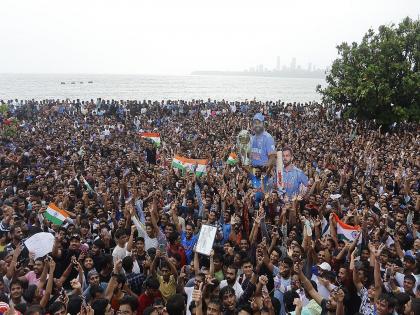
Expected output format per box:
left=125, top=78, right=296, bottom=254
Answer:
left=351, top=249, right=363, bottom=292
left=40, top=259, right=56, bottom=308
left=170, top=202, right=182, bottom=234
left=126, top=225, right=136, bottom=253
left=51, top=234, right=63, bottom=258
left=373, top=244, right=384, bottom=301
left=294, top=262, right=324, bottom=306
left=105, top=259, right=121, bottom=301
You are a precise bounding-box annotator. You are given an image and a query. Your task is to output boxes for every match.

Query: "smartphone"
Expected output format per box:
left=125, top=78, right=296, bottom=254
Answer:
left=159, top=243, right=166, bottom=253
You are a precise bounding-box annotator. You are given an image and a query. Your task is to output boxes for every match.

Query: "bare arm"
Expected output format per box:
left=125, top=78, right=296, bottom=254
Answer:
left=51, top=236, right=63, bottom=258
left=295, top=264, right=324, bottom=305
left=40, top=260, right=56, bottom=308
left=105, top=259, right=121, bottom=301
left=351, top=249, right=363, bottom=292
left=171, top=202, right=182, bottom=234
left=126, top=225, right=136, bottom=253
left=193, top=250, right=200, bottom=276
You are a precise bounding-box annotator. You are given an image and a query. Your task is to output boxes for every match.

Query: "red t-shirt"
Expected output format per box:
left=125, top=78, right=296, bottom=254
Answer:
left=137, top=291, right=162, bottom=315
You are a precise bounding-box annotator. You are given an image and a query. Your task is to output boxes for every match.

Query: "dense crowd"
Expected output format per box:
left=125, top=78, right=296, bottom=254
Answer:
left=0, top=98, right=419, bottom=315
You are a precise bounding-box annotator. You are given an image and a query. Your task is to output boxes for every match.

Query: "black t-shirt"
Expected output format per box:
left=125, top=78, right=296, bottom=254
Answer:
left=145, top=148, right=157, bottom=165
left=54, top=248, right=80, bottom=290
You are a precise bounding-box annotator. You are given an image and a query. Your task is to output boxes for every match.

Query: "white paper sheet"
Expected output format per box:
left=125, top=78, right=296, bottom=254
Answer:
left=196, top=225, right=217, bottom=256
left=24, top=232, right=55, bottom=259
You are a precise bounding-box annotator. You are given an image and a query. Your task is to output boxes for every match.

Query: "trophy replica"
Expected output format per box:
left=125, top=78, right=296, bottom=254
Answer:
left=237, top=130, right=251, bottom=166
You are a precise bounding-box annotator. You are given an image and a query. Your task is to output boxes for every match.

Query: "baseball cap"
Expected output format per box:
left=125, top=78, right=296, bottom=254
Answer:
left=253, top=113, right=265, bottom=122
left=318, top=262, right=332, bottom=271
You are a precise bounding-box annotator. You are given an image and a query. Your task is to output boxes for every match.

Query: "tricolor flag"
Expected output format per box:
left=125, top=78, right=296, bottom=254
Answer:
left=226, top=153, right=238, bottom=165
left=172, top=155, right=208, bottom=176
left=333, top=213, right=361, bottom=244
left=44, top=203, right=70, bottom=225
left=140, top=132, right=161, bottom=147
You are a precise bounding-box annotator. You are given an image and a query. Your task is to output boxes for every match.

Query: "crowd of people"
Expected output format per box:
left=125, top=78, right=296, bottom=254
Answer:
left=0, top=98, right=419, bottom=315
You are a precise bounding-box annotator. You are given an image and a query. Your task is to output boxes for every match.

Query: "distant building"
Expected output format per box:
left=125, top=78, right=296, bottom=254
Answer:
left=276, top=56, right=281, bottom=71
left=308, top=63, right=312, bottom=72
left=291, top=57, right=296, bottom=70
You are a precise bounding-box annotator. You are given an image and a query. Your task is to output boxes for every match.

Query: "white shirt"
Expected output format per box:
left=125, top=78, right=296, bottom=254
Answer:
left=112, top=243, right=129, bottom=262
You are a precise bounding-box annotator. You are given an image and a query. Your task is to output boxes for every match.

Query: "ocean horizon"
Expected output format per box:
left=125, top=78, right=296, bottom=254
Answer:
left=0, top=73, right=325, bottom=102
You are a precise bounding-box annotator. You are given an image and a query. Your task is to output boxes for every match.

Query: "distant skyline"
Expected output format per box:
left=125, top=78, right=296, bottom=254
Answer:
left=242, top=56, right=325, bottom=73
left=0, top=0, right=418, bottom=75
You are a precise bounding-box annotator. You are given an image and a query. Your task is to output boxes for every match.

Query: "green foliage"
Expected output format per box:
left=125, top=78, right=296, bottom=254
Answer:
left=317, top=17, right=420, bottom=125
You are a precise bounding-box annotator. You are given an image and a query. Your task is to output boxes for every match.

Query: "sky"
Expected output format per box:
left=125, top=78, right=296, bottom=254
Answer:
left=0, top=0, right=418, bottom=75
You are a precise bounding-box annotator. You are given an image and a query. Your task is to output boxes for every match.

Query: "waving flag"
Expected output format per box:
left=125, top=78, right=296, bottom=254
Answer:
left=44, top=203, right=70, bottom=225
left=333, top=213, right=361, bottom=244
left=227, top=153, right=238, bottom=165
left=140, top=132, right=161, bottom=147
left=172, top=155, right=207, bottom=176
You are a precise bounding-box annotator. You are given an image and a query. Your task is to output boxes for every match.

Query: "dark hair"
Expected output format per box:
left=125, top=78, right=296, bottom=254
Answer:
left=377, top=293, right=395, bottom=309
left=93, top=239, right=105, bottom=249
left=91, top=298, right=110, bottom=314
left=48, top=301, right=66, bottom=315
left=122, top=256, right=134, bottom=273
left=411, top=298, right=420, bottom=315
left=89, top=286, right=104, bottom=298
left=0, top=292, right=9, bottom=303
left=23, top=284, right=37, bottom=304
left=145, top=276, right=160, bottom=290
left=168, top=231, right=180, bottom=244
left=10, top=278, right=23, bottom=289
left=227, top=265, right=238, bottom=275
left=185, top=222, right=195, bottom=230
left=281, top=256, right=293, bottom=268
left=404, top=274, right=416, bottom=284
left=237, top=304, right=253, bottom=314
left=25, top=305, right=45, bottom=315
left=119, top=296, right=139, bottom=313
left=283, top=146, right=293, bottom=156
left=135, top=236, right=145, bottom=243
left=166, top=294, right=186, bottom=315
left=219, top=286, right=235, bottom=299
left=241, top=257, right=252, bottom=266
left=283, top=290, right=300, bottom=312
left=67, top=295, right=83, bottom=315
left=114, top=228, right=127, bottom=240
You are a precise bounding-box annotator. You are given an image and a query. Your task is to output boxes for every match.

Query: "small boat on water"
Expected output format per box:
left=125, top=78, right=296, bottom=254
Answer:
left=88, top=81, right=93, bottom=83
left=80, top=82, right=84, bottom=84
left=71, top=82, right=75, bottom=84
left=60, top=82, right=66, bottom=84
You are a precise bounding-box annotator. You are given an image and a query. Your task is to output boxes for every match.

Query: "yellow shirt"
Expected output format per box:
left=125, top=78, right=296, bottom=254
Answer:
left=158, top=275, right=176, bottom=301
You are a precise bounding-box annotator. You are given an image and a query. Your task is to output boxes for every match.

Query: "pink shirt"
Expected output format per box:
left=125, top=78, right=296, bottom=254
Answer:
left=25, top=271, right=41, bottom=286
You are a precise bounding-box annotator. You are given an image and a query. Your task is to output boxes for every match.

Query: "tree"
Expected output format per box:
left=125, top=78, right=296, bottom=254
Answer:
left=317, top=17, right=420, bottom=126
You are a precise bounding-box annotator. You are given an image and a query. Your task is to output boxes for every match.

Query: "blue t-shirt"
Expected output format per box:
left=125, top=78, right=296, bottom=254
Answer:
left=283, top=166, right=309, bottom=197
left=249, top=173, right=270, bottom=205
left=181, top=231, right=198, bottom=264
left=250, top=131, right=276, bottom=167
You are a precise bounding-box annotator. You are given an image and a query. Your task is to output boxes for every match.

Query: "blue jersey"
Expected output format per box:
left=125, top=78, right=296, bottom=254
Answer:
left=181, top=231, right=198, bottom=264
left=250, top=131, right=276, bottom=167
left=283, top=166, right=309, bottom=196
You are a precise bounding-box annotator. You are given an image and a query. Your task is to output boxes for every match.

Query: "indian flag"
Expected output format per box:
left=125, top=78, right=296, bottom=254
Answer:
left=44, top=203, right=70, bottom=225
left=227, top=153, right=238, bottom=165
left=333, top=213, right=361, bottom=244
left=140, top=132, right=161, bottom=147
left=172, top=155, right=208, bottom=176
